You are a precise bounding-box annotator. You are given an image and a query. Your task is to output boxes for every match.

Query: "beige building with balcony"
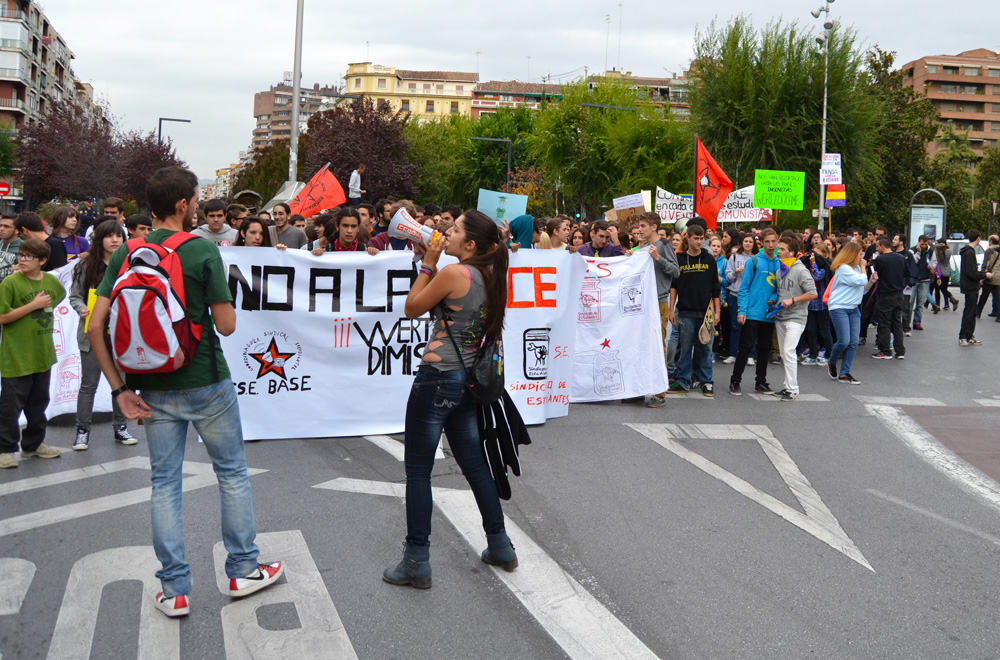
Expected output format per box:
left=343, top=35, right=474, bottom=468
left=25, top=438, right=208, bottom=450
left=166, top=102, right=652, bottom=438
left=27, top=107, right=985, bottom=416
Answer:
left=902, top=48, right=1000, bottom=162
left=339, top=62, right=477, bottom=121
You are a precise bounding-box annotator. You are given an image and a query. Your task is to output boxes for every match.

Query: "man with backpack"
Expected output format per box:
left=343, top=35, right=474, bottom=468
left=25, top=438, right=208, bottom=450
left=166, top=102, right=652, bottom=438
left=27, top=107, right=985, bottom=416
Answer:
left=86, top=166, right=282, bottom=618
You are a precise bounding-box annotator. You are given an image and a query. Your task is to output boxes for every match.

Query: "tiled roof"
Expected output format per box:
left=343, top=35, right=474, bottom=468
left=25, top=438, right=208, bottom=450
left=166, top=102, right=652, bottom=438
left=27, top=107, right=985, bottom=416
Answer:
left=475, top=80, right=563, bottom=95
left=395, top=70, right=479, bottom=82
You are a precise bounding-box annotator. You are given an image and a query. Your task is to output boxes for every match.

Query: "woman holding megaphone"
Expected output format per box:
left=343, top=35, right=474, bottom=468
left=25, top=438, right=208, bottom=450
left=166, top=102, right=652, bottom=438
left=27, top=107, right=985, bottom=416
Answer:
left=382, top=209, right=516, bottom=589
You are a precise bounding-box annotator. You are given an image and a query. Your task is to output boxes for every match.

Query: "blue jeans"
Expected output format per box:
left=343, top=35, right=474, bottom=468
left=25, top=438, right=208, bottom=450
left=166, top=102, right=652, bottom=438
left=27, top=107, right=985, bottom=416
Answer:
left=404, top=366, right=505, bottom=548
left=675, top=316, right=713, bottom=389
left=911, top=280, right=930, bottom=325
left=142, top=380, right=258, bottom=597
left=666, top=323, right=680, bottom=379
left=829, top=307, right=860, bottom=377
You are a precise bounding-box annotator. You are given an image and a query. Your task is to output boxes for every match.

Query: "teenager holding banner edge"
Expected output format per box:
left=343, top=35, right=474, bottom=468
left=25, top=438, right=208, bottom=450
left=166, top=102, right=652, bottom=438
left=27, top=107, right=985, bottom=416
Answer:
left=383, top=209, right=517, bottom=589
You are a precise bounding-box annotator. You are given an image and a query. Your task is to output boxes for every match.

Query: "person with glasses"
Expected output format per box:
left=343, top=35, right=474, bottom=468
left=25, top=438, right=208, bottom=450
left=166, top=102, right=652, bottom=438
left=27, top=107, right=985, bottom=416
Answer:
left=0, top=239, right=66, bottom=468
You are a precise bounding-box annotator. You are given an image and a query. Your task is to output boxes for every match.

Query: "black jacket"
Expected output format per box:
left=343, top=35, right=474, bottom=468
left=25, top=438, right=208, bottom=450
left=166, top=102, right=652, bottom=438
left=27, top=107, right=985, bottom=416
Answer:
left=873, top=251, right=907, bottom=295
left=960, top=244, right=985, bottom=293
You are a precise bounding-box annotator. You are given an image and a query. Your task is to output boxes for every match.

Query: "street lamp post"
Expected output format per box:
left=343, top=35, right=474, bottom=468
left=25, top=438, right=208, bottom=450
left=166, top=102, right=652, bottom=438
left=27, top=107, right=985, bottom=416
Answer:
left=469, top=137, right=513, bottom=191
left=158, top=117, right=190, bottom=144
left=288, top=0, right=305, bottom=184
left=811, top=0, right=835, bottom=231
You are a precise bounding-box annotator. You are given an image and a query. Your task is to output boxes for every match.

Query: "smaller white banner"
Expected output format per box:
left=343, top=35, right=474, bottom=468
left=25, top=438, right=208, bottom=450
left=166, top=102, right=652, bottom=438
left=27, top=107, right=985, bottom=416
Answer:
left=820, top=167, right=843, bottom=185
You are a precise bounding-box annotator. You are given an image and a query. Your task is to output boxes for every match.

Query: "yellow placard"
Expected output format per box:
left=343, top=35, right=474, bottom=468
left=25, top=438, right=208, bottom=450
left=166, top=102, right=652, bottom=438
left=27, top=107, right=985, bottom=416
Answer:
left=83, top=289, right=96, bottom=332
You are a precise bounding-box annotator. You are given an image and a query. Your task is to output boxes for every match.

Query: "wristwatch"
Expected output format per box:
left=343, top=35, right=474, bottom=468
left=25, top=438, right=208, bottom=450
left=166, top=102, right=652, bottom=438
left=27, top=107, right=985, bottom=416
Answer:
left=111, top=385, right=130, bottom=398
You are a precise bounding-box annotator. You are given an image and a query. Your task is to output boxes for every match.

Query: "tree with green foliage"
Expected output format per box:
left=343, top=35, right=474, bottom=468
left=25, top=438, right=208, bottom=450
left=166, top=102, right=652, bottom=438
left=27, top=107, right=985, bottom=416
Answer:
left=690, top=17, right=883, bottom=227
left=528, top=78, right=690, bottom=219
left=926, top=122, right=977, bottom=233
left=458, top=107, right=538, bottom=205
left=0, top=121, right=16, bottom=178
left=404, top=114, right=474, bottom=207
left=232, top=140, right=297, bottom=204
left=976, top=144, right=1000, bottom=233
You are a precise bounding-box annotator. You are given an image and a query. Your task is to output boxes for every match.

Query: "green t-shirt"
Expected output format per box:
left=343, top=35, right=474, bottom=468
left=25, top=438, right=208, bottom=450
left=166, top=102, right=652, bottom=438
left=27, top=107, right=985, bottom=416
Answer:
left=0, top=271, right=66, bottom=378
left=96, top=229, right=232, bottom=391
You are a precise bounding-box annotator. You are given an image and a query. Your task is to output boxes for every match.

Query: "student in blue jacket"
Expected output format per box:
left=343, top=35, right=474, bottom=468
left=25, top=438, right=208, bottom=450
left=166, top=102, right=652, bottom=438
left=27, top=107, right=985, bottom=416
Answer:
left=729, top=228, right=780, bottom=396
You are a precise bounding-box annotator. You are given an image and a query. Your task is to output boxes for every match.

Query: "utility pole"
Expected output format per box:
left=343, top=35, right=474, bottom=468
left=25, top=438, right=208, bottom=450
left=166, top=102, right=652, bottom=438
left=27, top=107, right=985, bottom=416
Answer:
left=287, top=0, right=304, bottom=184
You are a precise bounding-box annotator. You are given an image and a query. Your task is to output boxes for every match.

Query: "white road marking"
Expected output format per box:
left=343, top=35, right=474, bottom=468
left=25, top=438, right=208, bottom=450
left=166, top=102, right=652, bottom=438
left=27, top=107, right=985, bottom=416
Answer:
left=867, top=404, right=1000, bottom=514
left=316, top=477, right=660, bottom=660
left=867, top=489, right=1000, bottom=547
left=0, top=460, right=267, bottom=538
left=0, top=558, right=35, bottom=616
left=626, top=423, right=873, bottom=572
left=854, top=396, right=945, bottom=407
left=47, top=546, right=178, bottom=660
left=973, top=399, right=1000, bottom=407
left=0, top=457, right=149, bottom=497
left=213, top=530, right=359, bottom=660
left=748, top=393, right=829, bottom=402
left=362, top=434, right=444, bottom=461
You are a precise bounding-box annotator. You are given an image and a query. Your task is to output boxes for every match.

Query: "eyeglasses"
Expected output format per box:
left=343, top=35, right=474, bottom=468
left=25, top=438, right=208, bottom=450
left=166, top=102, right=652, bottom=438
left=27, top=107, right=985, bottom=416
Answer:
left=18, top=254, right=37, bottom=261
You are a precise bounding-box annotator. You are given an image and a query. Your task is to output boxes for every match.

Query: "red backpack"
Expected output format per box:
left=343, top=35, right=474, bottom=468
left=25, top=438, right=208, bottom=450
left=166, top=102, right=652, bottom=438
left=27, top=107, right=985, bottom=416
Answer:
left=108, top=232, right=204, bottom=374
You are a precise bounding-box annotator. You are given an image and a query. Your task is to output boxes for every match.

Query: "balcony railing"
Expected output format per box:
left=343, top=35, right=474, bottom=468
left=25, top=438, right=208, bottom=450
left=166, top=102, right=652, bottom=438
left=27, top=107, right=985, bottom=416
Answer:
left=0, top=8, right=27, bottom=21
left=0, top=68, right=30, bottom=84
left=0, top=98, right=26, bottom=111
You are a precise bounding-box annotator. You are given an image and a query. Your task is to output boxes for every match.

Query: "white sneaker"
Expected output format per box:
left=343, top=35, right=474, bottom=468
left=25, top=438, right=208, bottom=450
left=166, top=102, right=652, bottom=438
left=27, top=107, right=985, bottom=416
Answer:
left=229, top=562, right=284, bottom=597
left=721, top=355, right=736, bottom=364
left=154, top=592, right=190, bottom=617
left=747, top=357, right=756, bottom=365
left=0, top=453, right=17, bottom=469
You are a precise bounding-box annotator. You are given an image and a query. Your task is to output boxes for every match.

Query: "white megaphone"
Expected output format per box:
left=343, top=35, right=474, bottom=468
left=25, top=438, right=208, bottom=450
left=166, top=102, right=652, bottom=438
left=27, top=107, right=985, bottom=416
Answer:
left=388, top=208, right=435, bottom=244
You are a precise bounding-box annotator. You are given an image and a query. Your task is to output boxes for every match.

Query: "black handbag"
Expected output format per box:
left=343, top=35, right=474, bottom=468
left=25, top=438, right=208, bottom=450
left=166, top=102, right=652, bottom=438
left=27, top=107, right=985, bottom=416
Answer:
left=441, top=306, right=505, bottom=405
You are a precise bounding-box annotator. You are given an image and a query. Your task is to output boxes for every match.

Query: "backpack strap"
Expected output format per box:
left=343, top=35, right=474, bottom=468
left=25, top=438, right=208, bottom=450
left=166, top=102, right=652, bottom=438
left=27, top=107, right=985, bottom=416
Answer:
left=159, top=231, right=201, bottom=252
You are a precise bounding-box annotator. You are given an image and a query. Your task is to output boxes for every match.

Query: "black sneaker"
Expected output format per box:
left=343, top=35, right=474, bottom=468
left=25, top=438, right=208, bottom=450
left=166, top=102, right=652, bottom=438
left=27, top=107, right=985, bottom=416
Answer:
left=729, top=382, right=742, bottom=396
left=895, top=353, right=905, bottom=360
left=858, top=337, right=866, bottom=346
left=781, top=391, right=798, bottom=402
left=73, top=427, right=90, bottom=451
left=871, top=351, right=893, bottom=360
left=828, top=362, right=838, bottom=380
left=772, top=388, right=790, bottom=397
left=838, top=374, right=861, bottom=385
left=969, top=337, right=983, bottom=346
left=755, top=383, right=774, bottom=395
left=115, top=425, right=138, bottom=446
left=702, top=383, right=714, bottom=398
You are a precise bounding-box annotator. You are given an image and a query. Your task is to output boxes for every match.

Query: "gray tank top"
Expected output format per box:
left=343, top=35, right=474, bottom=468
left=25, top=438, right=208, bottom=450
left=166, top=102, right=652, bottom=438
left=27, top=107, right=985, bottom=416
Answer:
left=423, top=266, right=488, bottom=372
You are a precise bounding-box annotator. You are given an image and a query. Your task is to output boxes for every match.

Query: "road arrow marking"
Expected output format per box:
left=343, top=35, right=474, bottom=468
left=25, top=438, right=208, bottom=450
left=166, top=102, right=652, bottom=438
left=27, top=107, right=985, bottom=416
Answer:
left=314, top=477, right=660, bottom=660
left=626, top=423, right=873, bottom=572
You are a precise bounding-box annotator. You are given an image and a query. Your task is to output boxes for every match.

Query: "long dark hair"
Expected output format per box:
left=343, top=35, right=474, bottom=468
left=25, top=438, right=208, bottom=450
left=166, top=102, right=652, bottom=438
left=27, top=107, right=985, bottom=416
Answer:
left=81, top=220, right=121, bottom=288
left=235, top=217, right=274, bottom=247
left=459, top=209, right=508, bottom=338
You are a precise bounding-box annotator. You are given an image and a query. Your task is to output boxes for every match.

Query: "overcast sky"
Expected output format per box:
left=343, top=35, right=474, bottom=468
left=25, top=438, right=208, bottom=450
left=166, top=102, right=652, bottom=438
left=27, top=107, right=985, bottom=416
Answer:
left=44, top=0, right=998, bottom=183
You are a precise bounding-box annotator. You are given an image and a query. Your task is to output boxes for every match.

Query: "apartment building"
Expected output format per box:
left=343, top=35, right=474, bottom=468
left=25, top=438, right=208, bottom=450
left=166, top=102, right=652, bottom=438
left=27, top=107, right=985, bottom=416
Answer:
left=252, top=81, right=340, bottom=151
left=901, top=48, right=1000, bottom=161
left=586, top=69, right=692, bottom=116
left=471, top=81, right=562, bottom=119
left=339, top=62, right=477, bottom=122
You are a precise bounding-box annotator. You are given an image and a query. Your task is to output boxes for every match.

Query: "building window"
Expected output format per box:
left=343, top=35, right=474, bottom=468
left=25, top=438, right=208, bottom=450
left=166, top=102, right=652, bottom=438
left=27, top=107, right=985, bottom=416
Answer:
left=401, top=100, right=410, bottom=111
left=426, top=100, right=434, bottom=112
left=378, top=78, right=386, bottom=89
left=943, top=66, right=959, bottom=75
left=451, top=101, right=459, bottom=114
left=994, top=104, right=1000, bottom=113
left=500, top=94, right=513, bottom=102
left=456, top=85, right=464, bottom=92
left=354, top=78, right=361, bottom=89
left=992, top=123, right=1000, bottom=132
left=423, top=83, right=431, bottom=90
left=409, top=82, right=416, bottom=90
left=989, top=69, right=1000, bottom=78
left=965, top=67, right=981, bottom=77
left=926, top=64, right=937, bottom=74
left=436, top=84, right=443, bottom=90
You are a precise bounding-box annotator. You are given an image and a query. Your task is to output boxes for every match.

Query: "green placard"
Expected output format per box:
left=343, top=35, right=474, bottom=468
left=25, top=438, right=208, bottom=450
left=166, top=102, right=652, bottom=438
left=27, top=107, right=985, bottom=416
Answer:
left=753, top=170, right=805, bottom=210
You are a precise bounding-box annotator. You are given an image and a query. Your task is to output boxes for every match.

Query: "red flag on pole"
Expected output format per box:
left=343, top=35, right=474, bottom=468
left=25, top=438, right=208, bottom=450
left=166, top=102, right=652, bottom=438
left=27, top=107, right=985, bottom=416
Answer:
left=288, top=163, right=346, bottom=218
left=694, top=137, right=734, bottom=231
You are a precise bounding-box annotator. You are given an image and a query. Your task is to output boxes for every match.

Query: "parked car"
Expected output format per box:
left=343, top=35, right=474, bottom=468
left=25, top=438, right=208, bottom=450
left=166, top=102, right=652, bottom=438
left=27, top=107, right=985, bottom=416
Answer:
left=947, top=239, right=985, bottom=286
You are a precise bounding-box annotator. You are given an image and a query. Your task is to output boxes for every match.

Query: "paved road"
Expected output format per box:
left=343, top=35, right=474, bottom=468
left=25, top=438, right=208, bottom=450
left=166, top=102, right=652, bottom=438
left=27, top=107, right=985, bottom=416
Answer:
left=3, top=308, right=1000, bottom=659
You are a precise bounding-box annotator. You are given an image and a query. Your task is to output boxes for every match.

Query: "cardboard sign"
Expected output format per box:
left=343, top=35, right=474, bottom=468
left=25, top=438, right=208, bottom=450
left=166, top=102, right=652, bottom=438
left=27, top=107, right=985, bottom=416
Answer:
left=753, top=170, right=805, bottom=211
left=477, top=188, right=528, bottom=223
left=820, top=167, right=843, bottom=185
left=612, top=193, right=645, bottom=221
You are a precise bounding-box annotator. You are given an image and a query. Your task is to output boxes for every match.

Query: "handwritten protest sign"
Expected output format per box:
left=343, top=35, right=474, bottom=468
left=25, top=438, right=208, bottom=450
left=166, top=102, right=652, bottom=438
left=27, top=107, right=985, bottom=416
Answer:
left=753, top=170, right=805, bottom=211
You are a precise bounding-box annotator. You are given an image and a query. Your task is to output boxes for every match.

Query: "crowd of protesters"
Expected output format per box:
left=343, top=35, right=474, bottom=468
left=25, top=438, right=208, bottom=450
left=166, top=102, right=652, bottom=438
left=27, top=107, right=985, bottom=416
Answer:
left=1, top=170, right=997, bottom=611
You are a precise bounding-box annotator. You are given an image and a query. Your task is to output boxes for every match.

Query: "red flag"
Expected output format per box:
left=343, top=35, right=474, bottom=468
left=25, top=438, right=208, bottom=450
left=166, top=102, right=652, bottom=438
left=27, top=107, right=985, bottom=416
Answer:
left=288, top=164, right=346, bottom=218
left=694, top=137, right=734, bottom=231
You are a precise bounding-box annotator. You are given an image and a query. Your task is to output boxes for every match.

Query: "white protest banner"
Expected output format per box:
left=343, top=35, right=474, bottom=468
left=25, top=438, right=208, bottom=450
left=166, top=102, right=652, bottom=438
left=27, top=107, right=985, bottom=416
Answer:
left=655, top=187, right=694, bottom=222
left=503, top=249, right=587, bottom=422
left=571, top=253, right=667, bottom=402
left=658, top=186, right=773, bottom=224
left=219, top=248, right=585, bottom=439
left=820, top=167, right=843, bottom=185
left=822, top=153, right=842, bottom=167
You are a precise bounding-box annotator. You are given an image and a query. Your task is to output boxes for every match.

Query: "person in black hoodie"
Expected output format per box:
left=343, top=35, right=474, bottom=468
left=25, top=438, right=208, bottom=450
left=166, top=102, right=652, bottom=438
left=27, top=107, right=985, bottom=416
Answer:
left=960, top=229, right=990, bottom=346
left=871, top=237, right=907, bottom=359
left=668, top=224, right=721, bottom=397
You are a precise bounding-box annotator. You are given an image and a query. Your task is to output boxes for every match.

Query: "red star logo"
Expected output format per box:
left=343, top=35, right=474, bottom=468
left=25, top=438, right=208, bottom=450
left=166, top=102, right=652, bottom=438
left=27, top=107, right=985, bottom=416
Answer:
left=600, top=338, right=611, bottom=349
left=248, top=338, right=296, bottom=380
